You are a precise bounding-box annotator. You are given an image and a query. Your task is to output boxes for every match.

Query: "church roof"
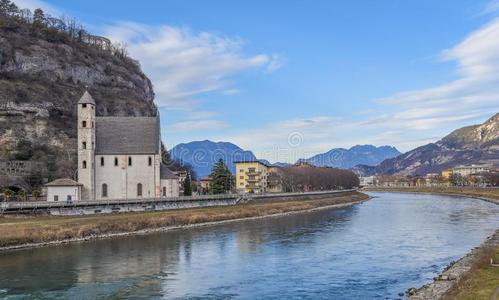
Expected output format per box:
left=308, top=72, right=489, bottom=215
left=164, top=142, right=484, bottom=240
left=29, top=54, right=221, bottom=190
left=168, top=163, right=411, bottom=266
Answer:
left=160, top=165, right=178, bottom=179
left=95, top=116, right=160, bottom=154
left=45, top=178, right=83, bottom=186
left=78, top=91, right=95, bottom=105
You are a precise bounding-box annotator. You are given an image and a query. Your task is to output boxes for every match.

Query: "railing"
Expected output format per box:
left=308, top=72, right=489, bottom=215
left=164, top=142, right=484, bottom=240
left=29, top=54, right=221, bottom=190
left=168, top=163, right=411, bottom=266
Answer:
left=0, top=189, right=357, bottom=211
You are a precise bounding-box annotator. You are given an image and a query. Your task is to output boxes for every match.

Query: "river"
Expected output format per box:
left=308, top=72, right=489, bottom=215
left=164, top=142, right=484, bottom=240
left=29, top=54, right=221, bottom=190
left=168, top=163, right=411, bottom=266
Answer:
left=0, top=192, right=498, bottom=299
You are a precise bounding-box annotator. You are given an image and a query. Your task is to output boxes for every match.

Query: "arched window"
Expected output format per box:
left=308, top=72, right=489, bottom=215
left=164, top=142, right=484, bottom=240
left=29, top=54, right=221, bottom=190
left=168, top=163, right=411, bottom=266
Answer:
left=162, top=186, right=166, bottom=197
left=102, top=184, right=108, bottom=197
left=82, top=121, right=87, bottom=128
left=100, top=157, right=104, bottom=166
left=114, top=157, right=118, bottom=166
left=137, top=183, right=142, bottom=197
left=82, top=160, right=87, bottom=169
left=128, top=157, right=132, bottom=166
left=148, top=156, right=152, bottom=166
left=82, top=141, right=87, bottom=149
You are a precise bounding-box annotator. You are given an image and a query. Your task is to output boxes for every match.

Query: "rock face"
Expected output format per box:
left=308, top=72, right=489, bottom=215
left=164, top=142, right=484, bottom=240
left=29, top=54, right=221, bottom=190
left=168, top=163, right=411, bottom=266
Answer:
left=302, top=145, right=401, bottom=169
left=362, top=113, right=499, bottom=176
left=0, top=26, right=157, bottom=188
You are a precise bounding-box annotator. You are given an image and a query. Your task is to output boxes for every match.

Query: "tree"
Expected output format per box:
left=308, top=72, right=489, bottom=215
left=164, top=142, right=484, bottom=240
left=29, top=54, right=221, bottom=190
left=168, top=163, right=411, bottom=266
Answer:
left=32, top=8, right=45, bottom=28
left=2, top=189, right=13, bottom=201
left=32, top=190, right=41, bottom=201
left=183, top=173, right=192, bottom=196
left=209, top=159, right=233, bottom=194
left=16, top=189, right=26, bottom=201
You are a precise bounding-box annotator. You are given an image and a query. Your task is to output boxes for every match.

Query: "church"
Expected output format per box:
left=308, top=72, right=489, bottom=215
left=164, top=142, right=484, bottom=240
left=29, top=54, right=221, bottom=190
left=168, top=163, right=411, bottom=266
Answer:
left=46, top=91, right=179, bottom=202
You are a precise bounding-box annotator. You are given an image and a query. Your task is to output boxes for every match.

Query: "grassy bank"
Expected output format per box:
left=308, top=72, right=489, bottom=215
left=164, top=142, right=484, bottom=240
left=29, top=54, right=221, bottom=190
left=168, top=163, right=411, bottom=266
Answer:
left=363, top=186, right=499, bottom=202
left=0, top=192, right=368, bottom=250
left=444, top=236, right=499, bottom=300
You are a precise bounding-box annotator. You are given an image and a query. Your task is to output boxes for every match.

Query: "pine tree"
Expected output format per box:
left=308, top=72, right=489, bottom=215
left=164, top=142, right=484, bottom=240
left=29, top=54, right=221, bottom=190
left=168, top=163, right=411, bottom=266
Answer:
left=209, top=159, right=233, bottom=194
left=183, top=173, right=192, bottom=196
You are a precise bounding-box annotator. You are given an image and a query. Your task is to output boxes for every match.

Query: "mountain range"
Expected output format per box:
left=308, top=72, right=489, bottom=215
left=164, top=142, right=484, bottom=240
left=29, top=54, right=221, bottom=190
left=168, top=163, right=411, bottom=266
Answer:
left=170, top=141, right=401, bottom=178
left=301, top=145, right=401, bottom=169
left=354, top=113, right=499, bottom=176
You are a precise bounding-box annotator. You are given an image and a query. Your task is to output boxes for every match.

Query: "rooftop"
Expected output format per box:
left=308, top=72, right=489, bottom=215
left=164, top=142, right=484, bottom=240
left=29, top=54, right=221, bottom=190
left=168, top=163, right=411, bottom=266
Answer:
left=45, top=178, right=83, bottom=186
left=78, top=91, right=95, bottom=105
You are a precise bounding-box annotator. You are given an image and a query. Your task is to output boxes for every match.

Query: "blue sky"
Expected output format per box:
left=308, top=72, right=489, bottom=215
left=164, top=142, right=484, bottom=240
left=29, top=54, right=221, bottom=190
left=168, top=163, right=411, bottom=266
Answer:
left=15, top=0, right=499, bottom=163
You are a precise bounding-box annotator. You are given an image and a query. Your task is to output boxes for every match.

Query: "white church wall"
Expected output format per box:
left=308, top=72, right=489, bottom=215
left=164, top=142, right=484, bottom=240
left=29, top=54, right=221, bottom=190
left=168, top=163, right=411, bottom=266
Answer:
left=47, top=186, right=81, bottom=202
left=95, top=154, right=160, bottom=200
left=160, top=178, right=179, bottom=198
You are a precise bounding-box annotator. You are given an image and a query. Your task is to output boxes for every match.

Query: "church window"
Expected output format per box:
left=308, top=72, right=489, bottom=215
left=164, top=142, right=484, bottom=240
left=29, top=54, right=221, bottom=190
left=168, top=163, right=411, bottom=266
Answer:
left=82, top=160, right=87, bottom=169
left=82, top=121, right=87, bottom=127
left=128, top=157, right=132, bottom=166
left=102, top=184, right=108, bottom=197
left=82, top=141, right=86, bottom=149
left=82, top=104, right=87, bottom=108
left=148, top=156, right=152, bottom=166
left=114, top=157, right=118, bottom=166
left=54, top=195, right=59, bottom=201
left=100, top=157, right=104, bottom=166
left=137, top=183, right=142, bottom=197
left=162, top=187, right=166, bottom=197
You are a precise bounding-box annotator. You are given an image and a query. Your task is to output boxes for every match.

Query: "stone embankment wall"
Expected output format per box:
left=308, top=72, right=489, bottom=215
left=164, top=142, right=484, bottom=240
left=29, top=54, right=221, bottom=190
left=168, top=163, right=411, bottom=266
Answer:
left=1, top=190, right=357, bottom=216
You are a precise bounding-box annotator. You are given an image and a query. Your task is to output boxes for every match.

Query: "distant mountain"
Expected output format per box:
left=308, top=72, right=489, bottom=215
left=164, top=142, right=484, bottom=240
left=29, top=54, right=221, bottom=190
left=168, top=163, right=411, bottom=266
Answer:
left=170, top=140, right=256, bottom=178
left=302, top=145, right=401, bottom=169
left=361, top=113, right=499, bottom=176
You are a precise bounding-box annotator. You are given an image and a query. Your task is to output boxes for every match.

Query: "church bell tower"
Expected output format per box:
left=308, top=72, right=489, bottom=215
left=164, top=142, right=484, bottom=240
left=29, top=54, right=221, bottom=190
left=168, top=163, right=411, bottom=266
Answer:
left=77, top=90, right=96, bottom=200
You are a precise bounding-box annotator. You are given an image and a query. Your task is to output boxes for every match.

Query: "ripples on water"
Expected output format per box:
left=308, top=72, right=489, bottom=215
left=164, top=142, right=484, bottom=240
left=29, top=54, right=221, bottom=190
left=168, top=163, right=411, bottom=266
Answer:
left=0, top=192, right=498, bottom=299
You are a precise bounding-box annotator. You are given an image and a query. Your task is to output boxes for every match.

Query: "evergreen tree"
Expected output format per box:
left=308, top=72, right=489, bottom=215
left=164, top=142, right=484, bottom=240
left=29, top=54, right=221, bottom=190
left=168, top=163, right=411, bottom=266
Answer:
left=209, top=159, right=233, bottom=194
left=183, top=173, right=192, bottom=196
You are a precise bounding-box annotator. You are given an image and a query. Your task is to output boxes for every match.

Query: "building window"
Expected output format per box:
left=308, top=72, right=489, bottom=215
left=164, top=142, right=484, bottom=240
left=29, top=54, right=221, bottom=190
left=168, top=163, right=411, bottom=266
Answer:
left=128, top=157, right=132, bottom=166
left=240, top=182, right=244, bottom=186
left=82, top=141, right=86, bottom=149
left=82, top=104, right=87, bottom=108
left=240, top=169, right=244, bottom=173
left=240, top=176, right=244, bottom=179
left=100, top=157, right=104, bottom=166
left=82, top=121, right=87, bottom=127
left=137, top=183, right=142, bottom=197
left=91, top=121, right=94, bottom=128
left=82, top=160, right=87, bottom=169
left=54, top=195, right=59, bottom=201
left=162, top=187, right=166, bottom=197
left=148, top=156, right=152, bottom=166
left=102, top=184, right=108, bottom=197
left=114, top=157, right=118, bottom=166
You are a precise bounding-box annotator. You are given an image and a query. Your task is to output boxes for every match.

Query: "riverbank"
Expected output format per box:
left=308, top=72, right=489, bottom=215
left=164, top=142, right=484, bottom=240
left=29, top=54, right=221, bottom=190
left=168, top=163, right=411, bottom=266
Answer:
left=365, top=187, right=499, bottom=299
left=0, top=191, right=369, bottom=252
left=363, top=186, right=499, bottom=204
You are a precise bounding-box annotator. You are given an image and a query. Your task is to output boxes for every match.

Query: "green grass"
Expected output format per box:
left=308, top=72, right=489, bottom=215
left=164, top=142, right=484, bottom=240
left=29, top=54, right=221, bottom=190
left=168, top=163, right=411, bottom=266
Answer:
left=445, top=247, right=499, bottom=300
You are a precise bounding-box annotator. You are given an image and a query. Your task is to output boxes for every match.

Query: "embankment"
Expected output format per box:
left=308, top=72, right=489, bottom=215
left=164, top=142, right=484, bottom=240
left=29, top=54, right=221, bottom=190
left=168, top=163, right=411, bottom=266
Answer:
left=0, top=191, right=369, bottom=252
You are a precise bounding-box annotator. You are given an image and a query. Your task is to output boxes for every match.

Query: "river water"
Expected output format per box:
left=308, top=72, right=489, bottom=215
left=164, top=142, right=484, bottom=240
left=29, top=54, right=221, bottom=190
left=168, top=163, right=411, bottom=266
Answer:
left=0, top=192, right=498, bottom=299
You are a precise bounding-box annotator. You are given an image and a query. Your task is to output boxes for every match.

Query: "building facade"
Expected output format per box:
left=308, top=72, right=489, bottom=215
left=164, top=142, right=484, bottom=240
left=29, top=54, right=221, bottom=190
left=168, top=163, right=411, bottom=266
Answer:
left=76, top=91, right=178, bottom=200
left=45, top=178, right=82, bottom=202
left=235, top=161, right=269, bottom=194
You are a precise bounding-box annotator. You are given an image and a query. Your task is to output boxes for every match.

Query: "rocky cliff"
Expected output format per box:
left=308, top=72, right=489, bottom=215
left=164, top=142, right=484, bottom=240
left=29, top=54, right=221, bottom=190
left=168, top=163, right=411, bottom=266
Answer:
left=0, top=20, right=157, bottom=189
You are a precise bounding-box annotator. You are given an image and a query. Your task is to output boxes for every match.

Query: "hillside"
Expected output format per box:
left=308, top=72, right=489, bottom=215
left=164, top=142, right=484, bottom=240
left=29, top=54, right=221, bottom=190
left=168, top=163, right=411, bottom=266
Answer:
left=302, top=145, right=401, bottom=169
left=358, top=113, right=499, bottom=176
left=0, top=3, right=157, bottom=189
left=170, top=140, right=257, bottom=178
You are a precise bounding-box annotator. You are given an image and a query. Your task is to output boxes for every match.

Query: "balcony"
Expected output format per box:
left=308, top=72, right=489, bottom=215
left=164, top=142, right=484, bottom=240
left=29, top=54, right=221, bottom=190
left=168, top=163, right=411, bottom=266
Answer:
left=245, top=171, right=261, bottom=176
left=246, top=178, right=259, bottom=182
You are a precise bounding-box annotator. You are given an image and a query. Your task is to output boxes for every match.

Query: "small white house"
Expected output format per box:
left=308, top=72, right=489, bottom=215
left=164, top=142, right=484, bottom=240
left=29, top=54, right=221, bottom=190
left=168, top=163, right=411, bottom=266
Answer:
left=45, top=178, right=82, bottom=202
left=160, top=165, right=180, bottom=197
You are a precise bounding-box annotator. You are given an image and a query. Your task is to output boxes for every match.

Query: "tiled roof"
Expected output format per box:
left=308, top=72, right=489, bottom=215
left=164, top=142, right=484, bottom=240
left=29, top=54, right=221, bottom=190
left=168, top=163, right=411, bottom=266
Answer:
left=78, top=91, right=95, bottom=105
left=160, top=165, right=178, bottom=179
left=95, top=116, right=160, bottom=154
left=45, top=178, right=83, bottom=186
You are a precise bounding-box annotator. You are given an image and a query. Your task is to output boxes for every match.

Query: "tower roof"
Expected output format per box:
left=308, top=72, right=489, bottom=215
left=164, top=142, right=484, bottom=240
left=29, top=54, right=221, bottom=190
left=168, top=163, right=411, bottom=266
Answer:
left=78, top=90, right=95, bottom=105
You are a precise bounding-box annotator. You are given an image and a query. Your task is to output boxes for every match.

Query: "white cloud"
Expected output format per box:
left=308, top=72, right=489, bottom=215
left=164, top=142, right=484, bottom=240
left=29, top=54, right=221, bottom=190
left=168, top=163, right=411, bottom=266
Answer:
left=482, top=0, right=499, bottom=15
left=104, top=23, right=284, bottom=110
left=171, top=119, right=228, bottom=131
left=219, top=16, right=499, bottom=160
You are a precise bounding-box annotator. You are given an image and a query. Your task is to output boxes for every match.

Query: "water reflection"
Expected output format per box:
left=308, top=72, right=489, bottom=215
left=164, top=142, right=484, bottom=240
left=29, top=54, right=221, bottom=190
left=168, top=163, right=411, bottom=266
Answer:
left=0, top=193, right=498, bottom=299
